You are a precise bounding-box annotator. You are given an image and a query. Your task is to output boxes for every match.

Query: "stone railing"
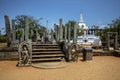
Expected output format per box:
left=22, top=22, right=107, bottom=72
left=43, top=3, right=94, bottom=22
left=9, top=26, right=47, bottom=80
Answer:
left=60, top=41, right=79, bottom=62
left=17, top=40, right=32, bottom=66
left=69, top=43, right=79, bottom=62
left=59, top=41, right=69, bottom=61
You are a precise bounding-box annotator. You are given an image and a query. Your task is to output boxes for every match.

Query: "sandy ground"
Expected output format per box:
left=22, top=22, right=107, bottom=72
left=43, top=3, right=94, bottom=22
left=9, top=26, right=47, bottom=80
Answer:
left=0, top=56, right=120, bottom=80
left=0, top=43, right=6, bottom=48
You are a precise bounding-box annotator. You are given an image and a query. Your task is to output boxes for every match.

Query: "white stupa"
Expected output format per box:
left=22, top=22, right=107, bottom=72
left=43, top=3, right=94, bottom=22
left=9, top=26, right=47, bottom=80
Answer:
left=78, top=13, right=88, bottom=30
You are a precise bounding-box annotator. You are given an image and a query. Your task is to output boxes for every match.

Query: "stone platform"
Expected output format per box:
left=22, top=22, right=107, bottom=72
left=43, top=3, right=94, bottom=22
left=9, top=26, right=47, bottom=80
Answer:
left=32, top=62, right=69, bottom=69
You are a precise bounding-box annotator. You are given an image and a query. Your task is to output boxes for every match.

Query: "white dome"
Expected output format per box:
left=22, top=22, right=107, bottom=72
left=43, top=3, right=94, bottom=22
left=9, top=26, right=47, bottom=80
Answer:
left=78, top=22, right=88, bottom=30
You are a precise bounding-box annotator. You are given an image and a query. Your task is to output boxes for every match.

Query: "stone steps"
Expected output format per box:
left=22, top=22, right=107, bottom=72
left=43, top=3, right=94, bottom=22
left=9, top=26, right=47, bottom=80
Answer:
left=32, top=51, right=63, bottom=54
left=32, top=44, right=58, bottom=46
left=32, top=54, right=64, bottom=58
left=32, top=44, right=65, bottom=63
left=32, top=46, right=60, bottom=49
left=32, top=58, right=62, bottom=62
left=32, top=44, right=60, bottom=49
left=32, top=49, right=61, bottom=51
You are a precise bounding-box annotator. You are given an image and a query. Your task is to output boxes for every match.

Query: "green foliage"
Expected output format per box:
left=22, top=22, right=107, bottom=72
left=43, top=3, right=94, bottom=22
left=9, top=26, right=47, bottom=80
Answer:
left=16, top=30, right=22, bottom=39
left=14, top=15, right=46, bottom=39
left=65, top=20, right=76, bottom=40
left=37, top=26, right=46, bottom=37
left=77, top=30, right=84, bottom=36
left=0, top=36, right=6, bottom=43
left=100, top=17, right=120, bottom=43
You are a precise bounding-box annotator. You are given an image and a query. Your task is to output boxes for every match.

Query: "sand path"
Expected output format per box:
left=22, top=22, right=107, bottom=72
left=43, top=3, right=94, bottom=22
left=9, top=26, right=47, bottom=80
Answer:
left=0, top=56, right=120, bottom=80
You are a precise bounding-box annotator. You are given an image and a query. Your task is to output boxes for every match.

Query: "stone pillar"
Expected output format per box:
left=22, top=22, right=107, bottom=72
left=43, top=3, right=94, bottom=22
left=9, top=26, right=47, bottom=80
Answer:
left=115, top=32, right=118, bottom=50
left=54, top=24, right=57, bottom=41
left=31, top=30, right=33, bottom=38
left=59, top=18, right=63, bottom=41
left=0, top=30, right=1, bottom=36
left=41, top=36, right=44, bottom=43
left=12, top=20, right=16, bottom=41
left=36, top=29, right=38, bottom=43
left=4, top=15, right=11, bottom=47
left=25, top=17, right=29, bottom=41
left=73, top=24, right=77, bottom=43
left=20, top=28, right=25, bottom=42
left=57, top=26, right=60, bottom=41
left=64, top=26, right=67, bottom=41
left=93, top=29, right=95, bottom=35
left=68, top=23, right=71, bottom=43
left=51, top=29, right=54, bottom=42
left=107, top=32, right=110, bottom=50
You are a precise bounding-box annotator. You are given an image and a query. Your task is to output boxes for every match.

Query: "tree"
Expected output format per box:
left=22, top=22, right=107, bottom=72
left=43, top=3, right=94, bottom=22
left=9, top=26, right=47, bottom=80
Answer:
left=65, top=20, right=76, bottom=40
left=14, top=15, right=45, bottom=39
left=100, top=17, right=120, bottom=45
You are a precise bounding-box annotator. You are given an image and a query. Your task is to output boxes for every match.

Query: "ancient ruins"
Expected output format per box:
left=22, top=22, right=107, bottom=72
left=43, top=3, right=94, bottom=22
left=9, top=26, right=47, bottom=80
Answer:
left=0, top=14, right=120, bottom=68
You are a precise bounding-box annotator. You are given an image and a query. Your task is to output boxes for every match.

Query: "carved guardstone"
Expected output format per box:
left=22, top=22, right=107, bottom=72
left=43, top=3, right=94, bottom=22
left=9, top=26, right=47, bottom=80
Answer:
left=17, top=40, right=32, bottom=66
left=70, top=44, right=78, bottom=62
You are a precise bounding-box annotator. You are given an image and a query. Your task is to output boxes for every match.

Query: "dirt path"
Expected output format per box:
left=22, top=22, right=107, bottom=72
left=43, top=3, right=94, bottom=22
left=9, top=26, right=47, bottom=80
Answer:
left=0, top=56, right=120, bottom=80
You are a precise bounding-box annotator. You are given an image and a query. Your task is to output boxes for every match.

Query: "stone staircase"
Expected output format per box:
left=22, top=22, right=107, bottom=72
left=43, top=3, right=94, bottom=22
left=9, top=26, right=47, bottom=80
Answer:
left=32, top=44, right=65, bottom=63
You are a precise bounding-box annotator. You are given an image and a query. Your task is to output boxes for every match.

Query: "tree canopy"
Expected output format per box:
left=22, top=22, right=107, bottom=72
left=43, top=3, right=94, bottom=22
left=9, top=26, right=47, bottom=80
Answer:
left=14, top=15, right=46, bottom=39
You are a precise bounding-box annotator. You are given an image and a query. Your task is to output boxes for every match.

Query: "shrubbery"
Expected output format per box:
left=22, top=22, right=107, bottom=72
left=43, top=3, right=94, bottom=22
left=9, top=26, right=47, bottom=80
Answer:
left=0, top=36, right=6, bottom=43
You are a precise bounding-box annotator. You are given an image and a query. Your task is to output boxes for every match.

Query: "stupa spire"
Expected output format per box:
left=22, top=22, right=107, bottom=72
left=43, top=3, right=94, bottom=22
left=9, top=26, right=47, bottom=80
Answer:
left=80, top=12, right=84, bottom=23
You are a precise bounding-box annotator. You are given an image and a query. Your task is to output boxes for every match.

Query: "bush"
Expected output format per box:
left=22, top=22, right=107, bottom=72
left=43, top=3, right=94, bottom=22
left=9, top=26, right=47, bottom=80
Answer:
left=0, top=36, right=6, bottom=43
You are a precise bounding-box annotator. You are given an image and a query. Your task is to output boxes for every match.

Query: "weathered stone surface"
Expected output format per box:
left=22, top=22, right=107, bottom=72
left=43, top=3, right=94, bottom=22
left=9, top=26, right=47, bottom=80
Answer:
left=17, top=40, right=32, bottom=66
left=12, top=20, right=16, bottom=41
left=59, top=18, right=63, bottom=41
left=68, top=23, right=71, bottom=43
left=73, top=24, right=77, bottom=43
left=51, top=29, right=54, bottom=43
left=115, top=32, right=118, bottom=50
left=107, top=32, right=110, bottom=50
left=0, top=52, right=18, bottom=60
left=57, top=25, right=60, bottom=41
left=20, top=28, right=25, bottom=42
left=64, top=26, right=67, bottom=41
left=83, top=47, right=93, bottom=61
left=11, top=20, right=19, bottom=46
left=54, top=24, right=57, bottom=41
left=25, top=17, right=29, bottom=41
left=70, top=44, right=78, bottom=62
left=4, top=15, right=11, bottom=47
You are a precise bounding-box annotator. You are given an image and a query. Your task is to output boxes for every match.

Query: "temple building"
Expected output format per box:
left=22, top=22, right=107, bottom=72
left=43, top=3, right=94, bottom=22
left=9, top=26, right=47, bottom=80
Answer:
left=77, top=12, right=102, bottom=47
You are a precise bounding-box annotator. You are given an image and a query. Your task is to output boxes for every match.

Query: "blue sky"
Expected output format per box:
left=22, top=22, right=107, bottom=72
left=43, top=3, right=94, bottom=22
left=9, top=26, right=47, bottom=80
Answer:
left=0, top=0, right=120, bottom=30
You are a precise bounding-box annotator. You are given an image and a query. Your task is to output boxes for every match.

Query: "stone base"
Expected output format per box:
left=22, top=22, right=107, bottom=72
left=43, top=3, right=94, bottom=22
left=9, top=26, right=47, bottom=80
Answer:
left=0, top=52, right=18, bottom=60
left=32, top=62, right=69, bottom=69
left=16, top=63, right=31, bottom=67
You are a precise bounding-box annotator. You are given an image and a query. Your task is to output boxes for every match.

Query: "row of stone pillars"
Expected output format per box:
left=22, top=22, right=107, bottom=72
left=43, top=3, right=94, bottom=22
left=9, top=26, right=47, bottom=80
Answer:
left=54, top=18, right=77, bottom=44
left=4, top=15, right=30, bottom=47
